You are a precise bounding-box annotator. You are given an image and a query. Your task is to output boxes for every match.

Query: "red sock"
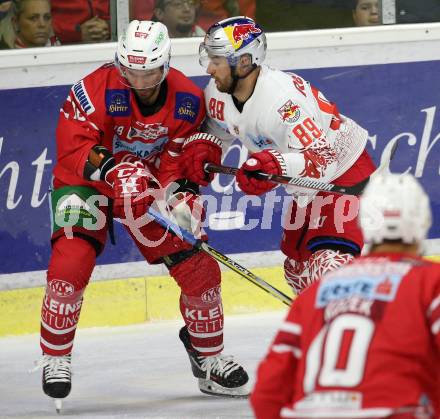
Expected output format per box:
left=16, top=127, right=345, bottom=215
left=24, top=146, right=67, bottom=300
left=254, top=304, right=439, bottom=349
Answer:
left=170, top=252, right=223, bottom=356
left=40, top=237, right=95, bottom=356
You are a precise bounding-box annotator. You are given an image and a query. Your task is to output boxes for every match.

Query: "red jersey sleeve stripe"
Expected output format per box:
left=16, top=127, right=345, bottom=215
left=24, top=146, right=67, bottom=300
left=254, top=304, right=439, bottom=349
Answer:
left=427, top=294, right=440, bottom=317
left=280, top=321, right=302, bottom=335
left=431, top=318, right=440, bottom=335
left=272, top=343, right=302, bottom=359
left=274, top=330, right=301, bottom=349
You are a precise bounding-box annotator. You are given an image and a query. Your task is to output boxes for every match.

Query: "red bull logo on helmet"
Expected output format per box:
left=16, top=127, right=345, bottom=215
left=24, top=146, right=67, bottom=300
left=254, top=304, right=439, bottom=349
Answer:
left=223, top=22, right=262, bottom=51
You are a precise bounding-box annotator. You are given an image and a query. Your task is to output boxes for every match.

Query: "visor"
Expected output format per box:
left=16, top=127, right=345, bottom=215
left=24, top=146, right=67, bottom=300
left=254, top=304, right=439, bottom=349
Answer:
left=198, top=43, right=237, bottom=68
left=116, top=60, right=168, bottom=90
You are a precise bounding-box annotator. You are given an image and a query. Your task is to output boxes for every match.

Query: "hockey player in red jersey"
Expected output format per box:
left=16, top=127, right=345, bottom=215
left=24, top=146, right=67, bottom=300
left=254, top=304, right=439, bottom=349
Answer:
left=251, top=173, right=440, bottom=418
left=35, top=20, right=249, bottom=408
left=179, top=16, right=376, bottom=296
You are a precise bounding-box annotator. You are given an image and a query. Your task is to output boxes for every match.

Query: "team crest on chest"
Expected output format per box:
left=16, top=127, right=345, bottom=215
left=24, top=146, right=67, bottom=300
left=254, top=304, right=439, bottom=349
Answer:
left=277, top=99, right=301, bottom=124
left=128, top=122, right=168, bottom=141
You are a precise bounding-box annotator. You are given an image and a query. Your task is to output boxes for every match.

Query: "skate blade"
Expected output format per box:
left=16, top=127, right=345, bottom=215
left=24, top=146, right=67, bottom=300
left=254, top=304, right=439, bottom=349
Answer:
left=198, top=378, right=250, bottom=398
left=54, top=398, right=63, bottom=414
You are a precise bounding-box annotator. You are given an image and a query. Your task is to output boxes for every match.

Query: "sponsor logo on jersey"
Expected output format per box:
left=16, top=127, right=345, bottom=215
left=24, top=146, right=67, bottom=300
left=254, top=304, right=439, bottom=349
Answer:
left=247, top=133, right=274, bottom=149
left=174, top=92, right=200, bottom=124
left=48, top=279, right=75, bottom=298
left=113, top=135, right=168, bottom=159
left=105, top=89, right=131, bottom=116
left=295, top=391, right=362, bottom=410
left=127, top=55, right=147, bottom=65
left=127, top=122, right=168, bottom=141
left=316, top=274, right=404, bottom=307
left=277, top=99, right=301, bottom=124
left=223, top=22, right=262, bottom=51
left=72, top=80, right=95, bottom=115
left=135, top=31, right=148, bottom=39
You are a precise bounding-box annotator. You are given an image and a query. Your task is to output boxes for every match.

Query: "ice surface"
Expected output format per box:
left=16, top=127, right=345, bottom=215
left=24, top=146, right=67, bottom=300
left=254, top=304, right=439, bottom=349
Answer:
left=0, top=311, right=286, bottom=418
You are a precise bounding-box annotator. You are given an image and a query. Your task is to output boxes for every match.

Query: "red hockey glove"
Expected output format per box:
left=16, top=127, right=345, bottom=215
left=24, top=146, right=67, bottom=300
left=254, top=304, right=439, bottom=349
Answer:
left=180, top=132, right=222, bottom=186
left=237, top=149, right=286, bottom=195
left=105, top=161, right=154, bottom=219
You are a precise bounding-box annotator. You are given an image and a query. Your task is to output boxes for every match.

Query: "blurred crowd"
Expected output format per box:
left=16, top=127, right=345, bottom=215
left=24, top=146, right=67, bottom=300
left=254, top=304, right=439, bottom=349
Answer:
left=1, top=0, right=440, bottom=50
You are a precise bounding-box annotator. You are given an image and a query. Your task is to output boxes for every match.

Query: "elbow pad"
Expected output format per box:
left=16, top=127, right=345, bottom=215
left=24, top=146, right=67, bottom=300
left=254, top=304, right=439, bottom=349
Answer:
left=83, top=145, right=115, bottom=181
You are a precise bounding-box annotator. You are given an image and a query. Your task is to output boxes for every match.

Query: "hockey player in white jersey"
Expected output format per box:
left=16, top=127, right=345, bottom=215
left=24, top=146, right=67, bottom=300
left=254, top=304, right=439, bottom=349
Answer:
left=180, top=16, right=376, bottom=294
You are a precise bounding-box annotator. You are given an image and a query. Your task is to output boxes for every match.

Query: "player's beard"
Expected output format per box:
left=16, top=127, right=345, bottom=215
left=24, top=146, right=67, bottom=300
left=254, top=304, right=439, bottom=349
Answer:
left=133, top=84, right=161, bottom=105
left=215, top=74, right=234, bottom=93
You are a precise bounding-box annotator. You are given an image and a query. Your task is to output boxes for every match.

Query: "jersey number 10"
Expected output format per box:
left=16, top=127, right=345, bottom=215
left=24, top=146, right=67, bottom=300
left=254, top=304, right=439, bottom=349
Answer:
left=304, top=314, right=374, bottom=392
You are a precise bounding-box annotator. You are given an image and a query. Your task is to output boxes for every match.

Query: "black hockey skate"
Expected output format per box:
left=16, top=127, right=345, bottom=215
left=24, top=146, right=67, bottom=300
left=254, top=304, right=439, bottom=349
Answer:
left=179, top=326, right=249, bottom=397
left=34, top=354, right=72, bottom=412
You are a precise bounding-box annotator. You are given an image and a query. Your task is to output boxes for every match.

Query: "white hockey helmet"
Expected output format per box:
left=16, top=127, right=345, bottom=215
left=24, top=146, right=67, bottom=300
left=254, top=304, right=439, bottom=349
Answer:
left=359, top=173, right=432, bottom=245
left=199, top=16, right=266, bottom=67
left=116, top=20, right=171, bottom=88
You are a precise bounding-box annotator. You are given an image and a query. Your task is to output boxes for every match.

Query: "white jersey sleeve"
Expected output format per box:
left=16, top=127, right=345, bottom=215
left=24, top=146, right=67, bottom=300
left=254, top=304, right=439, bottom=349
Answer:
left=257, top=69, right=368, bottom=200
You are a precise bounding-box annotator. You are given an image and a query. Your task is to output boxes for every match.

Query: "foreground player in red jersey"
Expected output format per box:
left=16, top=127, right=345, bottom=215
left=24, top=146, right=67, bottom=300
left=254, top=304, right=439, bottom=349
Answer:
left=251, top=173, right=440, bottom=418
left=35, top=20, right=249, bottom=409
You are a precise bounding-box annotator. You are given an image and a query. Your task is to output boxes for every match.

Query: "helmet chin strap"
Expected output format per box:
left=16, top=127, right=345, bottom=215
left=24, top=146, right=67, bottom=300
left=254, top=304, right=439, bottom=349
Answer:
left=227, top=63, right=258, bottom=95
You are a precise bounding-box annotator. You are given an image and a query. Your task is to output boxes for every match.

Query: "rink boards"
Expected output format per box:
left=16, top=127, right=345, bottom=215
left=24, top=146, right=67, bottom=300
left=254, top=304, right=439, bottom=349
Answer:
left=0, top=24, right=439, bottom=335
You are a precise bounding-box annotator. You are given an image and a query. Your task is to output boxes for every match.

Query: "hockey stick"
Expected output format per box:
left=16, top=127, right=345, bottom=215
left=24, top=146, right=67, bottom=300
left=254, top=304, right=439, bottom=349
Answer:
left=204, top=142, right=397, bottom=196
left=146, top=207, right=293, bottom=306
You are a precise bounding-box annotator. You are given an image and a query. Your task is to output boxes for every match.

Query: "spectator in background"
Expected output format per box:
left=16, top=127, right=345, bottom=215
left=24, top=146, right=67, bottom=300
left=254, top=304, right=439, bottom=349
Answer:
left=0, top=0, right=12, bottom=19
left=153, top=0, right=205, bottom=37
left=351, top=0, right=379, bottom=26
left=130, top=0, right=255, bottom=33
left=130, top=0, right=155, bottom=21
left=0, top=0, right=59, bottom=49
left=198, top=0, right=255, bottom=31
left=50, top=0, right=109, bottom=44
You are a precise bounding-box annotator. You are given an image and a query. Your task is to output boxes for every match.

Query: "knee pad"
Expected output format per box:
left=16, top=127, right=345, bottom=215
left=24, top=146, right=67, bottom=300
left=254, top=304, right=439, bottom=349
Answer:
left=168, top=251, right=221, bottom=297
left=284, top=257, right=310, bottom=295
left=284, top=249, right=354, bottom=295
left=47, top=236, right=96, bottom=290
left=308, top=249, right=354, bottom=285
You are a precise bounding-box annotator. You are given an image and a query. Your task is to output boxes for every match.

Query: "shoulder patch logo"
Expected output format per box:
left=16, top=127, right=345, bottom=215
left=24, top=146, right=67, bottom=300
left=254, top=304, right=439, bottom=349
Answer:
left=105, top=89, right=131, bottom=117
left=277, top=99, right=301, bottom=124
left=174, top=92, right=200, bottom=124
left=72, top=80, right=95, bottom=115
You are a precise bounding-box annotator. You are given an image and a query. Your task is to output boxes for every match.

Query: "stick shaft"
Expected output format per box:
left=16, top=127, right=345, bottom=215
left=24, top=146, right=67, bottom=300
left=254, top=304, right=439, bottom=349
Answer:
left=147, top=207, right=292, bottom=306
